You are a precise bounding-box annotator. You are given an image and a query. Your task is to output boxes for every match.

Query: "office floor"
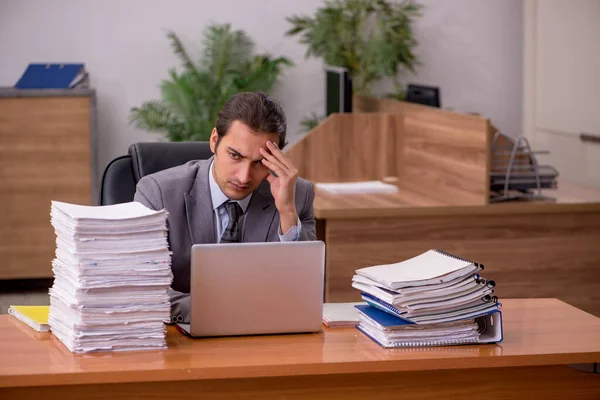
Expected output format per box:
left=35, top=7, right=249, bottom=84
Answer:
left=0, top=280, right=51, bottom=314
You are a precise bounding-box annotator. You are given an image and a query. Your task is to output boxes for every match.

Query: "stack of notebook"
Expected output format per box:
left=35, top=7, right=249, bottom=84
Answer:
left=352, top=249, right=503, bottom=348
left=48, top=201, right=173, bottom=353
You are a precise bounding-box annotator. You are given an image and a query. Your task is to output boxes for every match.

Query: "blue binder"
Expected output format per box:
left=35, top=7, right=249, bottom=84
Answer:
left=15, top=63, right=88, bottom=89
left=355, top=304, right=503, bottom=348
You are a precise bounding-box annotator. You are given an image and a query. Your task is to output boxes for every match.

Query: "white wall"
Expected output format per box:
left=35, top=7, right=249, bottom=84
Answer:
left=0, top=0, right=523, bottom=186
left=405, top=0, right=523, bottom=138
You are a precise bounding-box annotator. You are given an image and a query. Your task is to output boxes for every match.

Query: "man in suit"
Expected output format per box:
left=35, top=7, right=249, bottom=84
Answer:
left=134, top=92, right=317, bottom=322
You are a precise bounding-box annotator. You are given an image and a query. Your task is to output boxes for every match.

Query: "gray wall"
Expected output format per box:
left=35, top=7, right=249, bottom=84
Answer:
left=407, top=0, right=523, bottom=137
left=0, top=0, right=523, bottom=183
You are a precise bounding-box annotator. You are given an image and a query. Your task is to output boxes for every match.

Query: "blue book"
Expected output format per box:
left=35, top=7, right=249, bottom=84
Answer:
left=355, top=304, right=503, bottom=348
left=15, top=63, right=88, bottom=89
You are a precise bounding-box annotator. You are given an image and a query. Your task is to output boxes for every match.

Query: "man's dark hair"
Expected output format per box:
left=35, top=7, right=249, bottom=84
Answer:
left=215, top=92, right=287, bottom=149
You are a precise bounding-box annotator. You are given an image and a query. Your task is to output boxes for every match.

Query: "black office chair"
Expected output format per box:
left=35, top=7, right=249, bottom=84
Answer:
left=100, top=142, right=213, bottom=205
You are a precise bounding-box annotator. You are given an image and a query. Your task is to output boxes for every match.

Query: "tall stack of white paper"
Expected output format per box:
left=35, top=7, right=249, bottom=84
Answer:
left=49, top=201, right=173, bottom=353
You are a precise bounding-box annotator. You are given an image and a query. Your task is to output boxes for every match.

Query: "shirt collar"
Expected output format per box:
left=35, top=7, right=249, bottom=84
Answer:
left=209, top=161, right=252, bottom=213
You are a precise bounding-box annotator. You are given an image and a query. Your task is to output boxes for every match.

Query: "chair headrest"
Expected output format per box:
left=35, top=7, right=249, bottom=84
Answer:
left=128, top=142, right=213, bottom=182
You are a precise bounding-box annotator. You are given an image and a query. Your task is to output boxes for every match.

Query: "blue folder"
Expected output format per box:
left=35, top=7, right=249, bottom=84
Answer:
left=355, top=304, right=414, bottom=326
left=15, top=63, right=87, bottom=89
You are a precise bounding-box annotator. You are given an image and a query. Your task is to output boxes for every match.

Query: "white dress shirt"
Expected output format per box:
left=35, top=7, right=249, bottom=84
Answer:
left=208, top=162, right=301, bottom=242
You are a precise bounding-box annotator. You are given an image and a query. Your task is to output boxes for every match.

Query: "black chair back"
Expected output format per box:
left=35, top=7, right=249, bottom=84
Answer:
left=100, top=141, right=213, bottom=205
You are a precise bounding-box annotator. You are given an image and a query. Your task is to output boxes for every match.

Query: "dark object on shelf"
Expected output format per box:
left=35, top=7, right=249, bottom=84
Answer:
left=489, top=133, right=559, bottom=202
left=325, top=66, right=353, bottom=116
left=405, top=84, right=440, bottom=108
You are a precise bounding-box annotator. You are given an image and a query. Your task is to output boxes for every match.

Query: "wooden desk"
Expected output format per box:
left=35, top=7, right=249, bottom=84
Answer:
left=315, top=181, right=600, bottom=317
left=1, top=299, right=599, bottom=399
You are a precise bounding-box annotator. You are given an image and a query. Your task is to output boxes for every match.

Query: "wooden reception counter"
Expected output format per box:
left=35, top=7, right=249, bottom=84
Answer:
left=283, top=99, right=600, bottom=318
left=315, top=179, right=600, bottom=317
left=1, top=299, right=600, bottom=399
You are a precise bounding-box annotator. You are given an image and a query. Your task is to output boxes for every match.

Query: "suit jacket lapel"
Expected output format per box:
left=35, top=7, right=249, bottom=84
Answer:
left=184, top=159, right=216, bottom=244
left=243, top=180, right=276, bottom=242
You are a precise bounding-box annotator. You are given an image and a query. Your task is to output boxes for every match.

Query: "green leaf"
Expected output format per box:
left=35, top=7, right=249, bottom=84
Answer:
left=285, top=0, right=423, bottom=96
left=166, top=31, right=199, bottom=76
left=129, top=23, right=292, bottom=142
left=300, top=112, right=324, bottom=132
left=130, top=101, right=188, bottom=142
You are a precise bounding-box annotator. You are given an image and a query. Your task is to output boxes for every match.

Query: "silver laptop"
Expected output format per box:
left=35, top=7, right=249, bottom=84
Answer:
left=177, top=241, right=325, bottom=337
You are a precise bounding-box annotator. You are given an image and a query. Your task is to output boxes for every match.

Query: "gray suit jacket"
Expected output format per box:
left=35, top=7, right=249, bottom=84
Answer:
left=133, top=158, right=317, bottom=322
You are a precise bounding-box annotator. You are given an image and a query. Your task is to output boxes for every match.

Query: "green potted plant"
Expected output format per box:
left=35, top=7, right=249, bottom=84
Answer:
left=130, top=23, right=293, bottom=141
left=286, top=0, right=422, bottom=128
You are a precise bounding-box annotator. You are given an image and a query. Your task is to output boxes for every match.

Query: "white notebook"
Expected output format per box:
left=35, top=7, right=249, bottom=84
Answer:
left=355, top=250, right=483, bottom=290
left=322, top=302, right=365, bottom=328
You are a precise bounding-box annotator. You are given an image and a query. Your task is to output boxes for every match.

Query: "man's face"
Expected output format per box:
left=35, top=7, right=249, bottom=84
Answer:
left=209, top=120, right=279, bottom=200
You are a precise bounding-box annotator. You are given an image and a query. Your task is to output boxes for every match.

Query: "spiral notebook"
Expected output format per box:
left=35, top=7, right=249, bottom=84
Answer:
left=355, top=249, right=484, bottom=290
left=352, top=275, right=495, bottom=308
left=360, top=292, right=501, bottom=324
left=355, top=304, right=503, bottom=348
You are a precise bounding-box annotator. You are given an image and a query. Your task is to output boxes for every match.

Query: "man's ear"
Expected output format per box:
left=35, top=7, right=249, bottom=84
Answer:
left=209, top=128, right=218, bottom=153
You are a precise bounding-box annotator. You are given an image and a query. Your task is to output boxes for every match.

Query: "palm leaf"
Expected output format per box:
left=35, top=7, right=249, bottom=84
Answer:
left=201, top=24, right=254, bottom=84
left=236, top=56, right=294, bottom=93
left=130, top=23, right=291, bottom=142
left=166, top=31, right=200, bottom=76
left=300, top=112, right=324, bottom=132
left=286, top=0, right=423, bottom=96
left=130, top=101, right=188, bottom=142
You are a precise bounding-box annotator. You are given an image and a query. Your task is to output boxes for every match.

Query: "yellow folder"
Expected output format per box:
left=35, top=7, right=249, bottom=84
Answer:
left=8, top=305, right=50, bottom=332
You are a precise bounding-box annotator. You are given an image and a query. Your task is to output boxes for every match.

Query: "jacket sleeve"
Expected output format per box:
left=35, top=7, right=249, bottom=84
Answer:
left=298, top=181, right=317, bottom=241
left=134, top=176, right=191, bottom=323
left=133, top=175, right=162, bottom=210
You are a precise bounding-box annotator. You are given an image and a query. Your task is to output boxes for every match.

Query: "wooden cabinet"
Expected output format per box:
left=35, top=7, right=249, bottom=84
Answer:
left=524, top=0, right=600, bottom=188
left=0, top=89, right=96, bottom=279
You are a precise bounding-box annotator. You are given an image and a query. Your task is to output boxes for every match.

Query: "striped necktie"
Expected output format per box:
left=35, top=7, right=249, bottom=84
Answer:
left=220, top=201, right=243, bottom=243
